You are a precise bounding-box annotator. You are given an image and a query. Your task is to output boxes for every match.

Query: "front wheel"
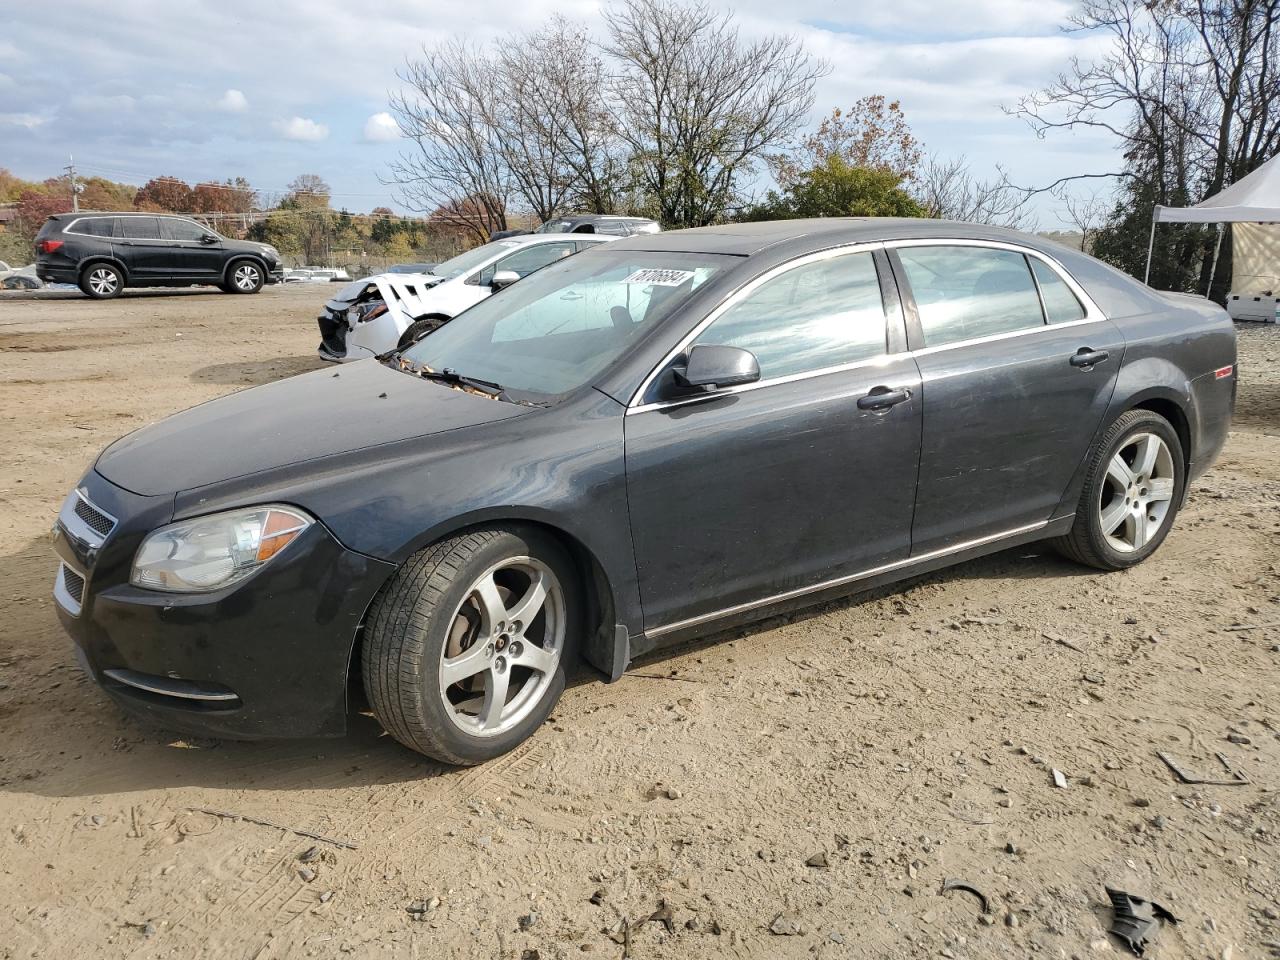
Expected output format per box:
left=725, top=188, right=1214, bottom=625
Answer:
left=79, top=263, right=123, bottom=299
left=397, top=316, right=450, bottom=349
left=225, top=260, right=264, bottom=294
left=1053, top=409, right=1185, bottom=570
left=362, top=527, right=579, bottom=764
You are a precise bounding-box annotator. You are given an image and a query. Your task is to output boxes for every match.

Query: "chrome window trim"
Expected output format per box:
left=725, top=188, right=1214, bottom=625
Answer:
left=646, top=519, right=1049, bottom=638
left=63, top=216, right=119, bottom=239
left=626, top=236, right=1110, bottom=414
left=626, top=240, right=887, bottom=412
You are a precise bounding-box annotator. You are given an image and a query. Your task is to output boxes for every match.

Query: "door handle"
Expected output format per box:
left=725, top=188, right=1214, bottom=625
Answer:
left=1069, top=348, right=1110, bottom=368
left=857, top=386, right=912, bottom=411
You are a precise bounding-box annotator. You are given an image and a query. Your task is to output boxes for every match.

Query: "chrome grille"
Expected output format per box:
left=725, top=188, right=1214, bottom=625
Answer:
left=59, top=564, right=85, bottom=608
left=73, top=496, right=115, bottom=537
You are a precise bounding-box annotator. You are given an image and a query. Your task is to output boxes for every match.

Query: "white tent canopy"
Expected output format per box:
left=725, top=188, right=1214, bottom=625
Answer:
left=1155, top=153, right=1280, bottom=223
left=1144, top=153, right=1280, bottom=285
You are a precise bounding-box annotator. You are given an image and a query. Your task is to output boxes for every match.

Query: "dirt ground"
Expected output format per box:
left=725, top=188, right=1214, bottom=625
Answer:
left=0, top=283, right=1277, bottom=960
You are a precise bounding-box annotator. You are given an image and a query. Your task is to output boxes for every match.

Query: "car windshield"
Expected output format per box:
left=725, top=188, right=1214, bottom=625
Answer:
left=537, top=220, right=573, bottom=233
left=399, top=250, right=733, bottom=398
left=430, top=241, right=521, bottom=279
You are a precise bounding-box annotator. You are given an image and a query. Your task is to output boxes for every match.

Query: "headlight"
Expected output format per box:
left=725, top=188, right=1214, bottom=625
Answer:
left=131, top=505, right=312, bottom=593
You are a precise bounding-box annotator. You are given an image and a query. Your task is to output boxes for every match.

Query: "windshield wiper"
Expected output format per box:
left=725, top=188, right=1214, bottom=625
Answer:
left=419, top=366, right=506, bottom=397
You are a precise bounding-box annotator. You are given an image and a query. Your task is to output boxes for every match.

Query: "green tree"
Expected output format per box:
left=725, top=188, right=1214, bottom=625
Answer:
left=743, top=156, right=923, bottom=220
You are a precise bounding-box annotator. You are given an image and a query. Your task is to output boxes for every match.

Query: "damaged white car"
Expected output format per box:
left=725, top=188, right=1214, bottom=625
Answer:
left=317, top=234, right=613, bottom=362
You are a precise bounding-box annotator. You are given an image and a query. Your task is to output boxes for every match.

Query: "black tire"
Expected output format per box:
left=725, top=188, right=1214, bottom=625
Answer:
left=1052, top=409, right=1185, bottom=571
left=225, top=259, right=265, bottom=294
left=397, top=315, right=450, bottom=349
left=362, top=526, right=580, bottom=765
left=79, top=262, right=124, bottom=299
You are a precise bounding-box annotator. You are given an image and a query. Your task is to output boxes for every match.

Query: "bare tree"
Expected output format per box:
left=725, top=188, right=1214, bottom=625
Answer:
left=914, top=154, right=1034, bottom=228
left=604, top=0, right=828, bottom=228
left=1057, top=186, right=1111, bottom=251
left=498, top=17, right=626, bottom=217
left=388, top=41, right=512, bottom=243
left=1008, top=0, right=1280, bottom=290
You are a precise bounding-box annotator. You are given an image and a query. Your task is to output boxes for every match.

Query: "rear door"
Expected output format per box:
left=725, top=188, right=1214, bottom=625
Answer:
left=160, top=217, right=224, bottom=279
left=624, top=247, right=923, bottom=635
left=890, top=241, right=1125, bottom=553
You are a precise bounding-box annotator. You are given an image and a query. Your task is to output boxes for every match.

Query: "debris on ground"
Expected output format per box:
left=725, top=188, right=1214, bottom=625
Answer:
left=769, top=912, right=806, bottom=936
left=1052, top=768, right=1069, bottom=788
left=940, top=878, right=991, bottom=916
left=645, top=900, right=674, bottom=933
left=1105, top=886, right=1178, bottom=956
left=805, top=850, right=829, bottom=868
left=1157, top=751, right=1249, bottom=786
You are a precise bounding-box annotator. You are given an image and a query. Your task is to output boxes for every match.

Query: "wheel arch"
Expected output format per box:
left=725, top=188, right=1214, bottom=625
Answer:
left=345, top=512, right=621, bottom=698
left=222, top=253, right=268, bottom=282
left=78, top=255, right=129, bottom=282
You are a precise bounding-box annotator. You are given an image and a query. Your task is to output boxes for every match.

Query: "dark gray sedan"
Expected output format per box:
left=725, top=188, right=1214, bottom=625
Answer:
left=52, top=219, right=1235, bottom=764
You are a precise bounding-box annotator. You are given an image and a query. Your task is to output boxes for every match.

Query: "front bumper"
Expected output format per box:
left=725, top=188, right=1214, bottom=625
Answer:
left=266, top=264, right=285, bottom=285
left=52, top=470, right=395, bottom=739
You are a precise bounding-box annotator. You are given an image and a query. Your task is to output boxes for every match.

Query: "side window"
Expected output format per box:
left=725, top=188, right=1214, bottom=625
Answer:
left=897, top=246, right=1045, bottom=347
left=162, top=218, right=208, bottom=242
left=1030, top=258, right=1086, bottom=324
left=478, top=242, right=576, bottom=285
left=691, top=251, right=887, bottom=379
left=75, top=218, right=114, bottom=237
left=119, top=217, right=161, bottom=240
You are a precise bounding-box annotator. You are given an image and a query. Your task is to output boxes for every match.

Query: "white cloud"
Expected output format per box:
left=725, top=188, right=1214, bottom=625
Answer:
left=218, top=88, right=248, bottom=112
left=362, top=111, right=399, bottom=143
left=0, top=112, right=48, bottom=129
left=274, top=116, right=329, bottom=141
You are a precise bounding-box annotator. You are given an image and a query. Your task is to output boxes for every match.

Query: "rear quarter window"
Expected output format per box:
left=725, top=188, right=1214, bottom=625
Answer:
left=1030, top=259, right=1086, bottom=324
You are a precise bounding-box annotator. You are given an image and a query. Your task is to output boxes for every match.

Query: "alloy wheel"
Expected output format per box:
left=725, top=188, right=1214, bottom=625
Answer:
left=234, top=264, right=260, bottom=290
left=437, top=557, right=565, bottom=737
left=88, top=267, right=118, bottom=296
left=1097, top=432, right=1176, bottom=553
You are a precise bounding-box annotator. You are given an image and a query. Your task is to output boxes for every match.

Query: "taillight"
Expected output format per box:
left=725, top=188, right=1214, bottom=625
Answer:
left=38, top=239, right=64, bottom=254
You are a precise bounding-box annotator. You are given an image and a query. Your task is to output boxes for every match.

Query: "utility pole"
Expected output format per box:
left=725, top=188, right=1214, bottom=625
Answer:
left=65, top=154, right=80, bottom=213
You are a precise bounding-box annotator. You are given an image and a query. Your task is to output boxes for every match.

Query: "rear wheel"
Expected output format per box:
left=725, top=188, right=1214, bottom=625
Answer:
left=362, top=527, right=579, bottom=764
left=1052, top=409, right=1184, bottom=570
left=79, top=263, right=123, bottom=299
left=226, top=260, right=264, bottom=294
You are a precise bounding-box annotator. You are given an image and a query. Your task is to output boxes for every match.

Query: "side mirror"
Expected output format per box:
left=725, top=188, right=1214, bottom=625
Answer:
left=200, top=233, right=218, bottom=244
left=673, top=344, right=760, bottom=390
left=490, top=270, right=520, bottom=291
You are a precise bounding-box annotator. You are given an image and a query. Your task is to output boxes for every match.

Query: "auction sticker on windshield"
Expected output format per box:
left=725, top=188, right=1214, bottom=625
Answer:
left=623, top=268, right=696, bottom=286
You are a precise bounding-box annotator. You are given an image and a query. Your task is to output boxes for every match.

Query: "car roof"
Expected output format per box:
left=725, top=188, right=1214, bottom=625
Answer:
left=606, top=217, right=1058, bottom=258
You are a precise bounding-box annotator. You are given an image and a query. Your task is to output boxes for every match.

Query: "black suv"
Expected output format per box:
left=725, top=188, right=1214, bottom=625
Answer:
left=35, top=213, right=284, bottom=299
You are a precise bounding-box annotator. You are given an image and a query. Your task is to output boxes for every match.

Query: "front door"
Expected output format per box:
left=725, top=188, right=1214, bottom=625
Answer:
left=625, top=248, right=923, bottom=634
left=160, top=217, right=225, bottom=279
left=891, top=242, right=1126, bottom=553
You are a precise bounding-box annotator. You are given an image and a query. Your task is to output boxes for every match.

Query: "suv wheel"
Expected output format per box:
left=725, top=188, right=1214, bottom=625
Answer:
left=226, top=260, right=264, bottom=294
left=79, top=263, right=123, bottom=300
left=362, top=526, right=580, bottom=765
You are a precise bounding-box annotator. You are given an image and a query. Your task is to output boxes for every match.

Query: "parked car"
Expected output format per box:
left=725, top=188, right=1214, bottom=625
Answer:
left=317, top=234, right=613, bottom=362
left=34, top=213, right=284, bottom=299
left=386, top=262, right=437, bottom=275
left=52, top=219, right=1234, bottom=765
left=285, top=266, right=351, bottom=283
left=492, top=214, right=660, bottom=241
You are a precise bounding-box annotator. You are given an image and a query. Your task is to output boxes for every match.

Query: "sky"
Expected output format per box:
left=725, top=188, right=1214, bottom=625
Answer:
left=0, top=0, right=1118, bottom=228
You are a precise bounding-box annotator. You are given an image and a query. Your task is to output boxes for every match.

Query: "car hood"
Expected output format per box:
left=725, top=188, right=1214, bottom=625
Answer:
left=95, top=360, right=528, bottom=496
left=223, top=237, right=281, bottom=259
